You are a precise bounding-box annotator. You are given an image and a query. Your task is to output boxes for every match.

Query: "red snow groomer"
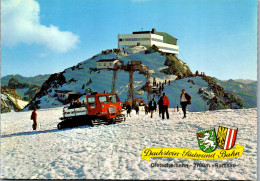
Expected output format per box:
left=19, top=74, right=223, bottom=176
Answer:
left=58, top=92, right=126, bottom=129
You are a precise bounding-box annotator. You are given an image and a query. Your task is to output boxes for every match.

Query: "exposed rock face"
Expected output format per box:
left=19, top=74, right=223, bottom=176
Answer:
left=27, top=72, right=66, bottom=110
left=202, top=76, right=244, bottom=110
left=1, top=88, right=26, bottom=113
left=142, top=45, right=193, bottom=78
left=2, top=87, right=23, bottom=100
left=1, top=98, right=12, bottom=113
left=8, top=77, right=29, bottom=89
left=162, top=55, right=193, bottom=77
left=7, top=77, right=41, bottom=101
left=23, top=86, right=41, bottom=101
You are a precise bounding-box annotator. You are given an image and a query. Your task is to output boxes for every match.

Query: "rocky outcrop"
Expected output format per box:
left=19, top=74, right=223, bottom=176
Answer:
left=202, top=76, right=244, bottom=110
left=162, top=55, right=193, bottom=77
left=23, top=86, right=41, bottom=101
left=1, top=88, right=27, bottom=113
left=1, top=98, right=12, bottom=113
left=7, top=77, right=41, bottom=102
left=8, top=77, right=30, bottom=89
left=26, top=72, right=66, bottom=110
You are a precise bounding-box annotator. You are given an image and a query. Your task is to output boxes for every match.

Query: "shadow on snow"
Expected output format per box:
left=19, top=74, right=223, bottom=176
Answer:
left=1, top=125, right=91, bottom=139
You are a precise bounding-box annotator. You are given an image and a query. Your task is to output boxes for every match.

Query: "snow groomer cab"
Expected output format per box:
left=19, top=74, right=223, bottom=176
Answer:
left=58, top=92, right=126, bottom=129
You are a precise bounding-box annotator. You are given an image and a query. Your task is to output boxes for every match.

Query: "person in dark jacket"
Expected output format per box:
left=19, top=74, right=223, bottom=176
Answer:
left=158, top=96, right=163, bottom=117
left=180, top=89, right=191, bottom=119
left=144, top=104, right=149, bottom=115
left=126, top=104, right=132, bottom=117
left=31, top=108, right=37, bottom=130
left=135, top=102, right=140, bottom=115
left=75, top=98, right=82, bottom=108
left=69, top=99, right=75, bottom=109
left=162, top=93, right=169, bottom=119
left=149, top=98, right=157, bottom=118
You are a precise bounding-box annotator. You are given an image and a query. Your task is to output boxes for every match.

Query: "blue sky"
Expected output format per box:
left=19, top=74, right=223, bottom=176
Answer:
left=1, top=0, right=257, bottom=80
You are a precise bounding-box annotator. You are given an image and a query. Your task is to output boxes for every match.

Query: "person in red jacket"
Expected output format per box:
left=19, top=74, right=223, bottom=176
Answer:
left=31, top=108, right=37, bottom=130
left=162, top=93, right=169, bottom=119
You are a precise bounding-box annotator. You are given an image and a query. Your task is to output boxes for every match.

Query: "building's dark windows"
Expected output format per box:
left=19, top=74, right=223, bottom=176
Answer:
left=152, top=38, right=163, bottom=42
left=121, top=38, right=150, bottom=41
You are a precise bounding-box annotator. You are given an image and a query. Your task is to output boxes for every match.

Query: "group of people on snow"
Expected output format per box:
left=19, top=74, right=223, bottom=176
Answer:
left=126, top=89, right=191, bottom=120
left=30, top=88, right=191, bottom=130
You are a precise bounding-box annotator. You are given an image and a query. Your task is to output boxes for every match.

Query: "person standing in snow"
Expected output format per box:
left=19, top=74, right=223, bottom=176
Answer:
left=31, top=108, right=37, bottom=130
left=162, top=93, right=169, bottom=120
left=158, top=96, right=163, bottom=117
left=135, top=101, right=140, bottom=115
left=126, top=104, right=132, bottom=117
left=148, top=98, right=157, bottom=118
left=144, top=104, right=149, bottom=115
left=180, top=89, right=191, bottom=119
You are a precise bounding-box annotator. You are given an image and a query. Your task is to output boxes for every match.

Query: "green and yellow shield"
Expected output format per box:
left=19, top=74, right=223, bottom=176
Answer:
left=197, top=129, right=217, bottom=153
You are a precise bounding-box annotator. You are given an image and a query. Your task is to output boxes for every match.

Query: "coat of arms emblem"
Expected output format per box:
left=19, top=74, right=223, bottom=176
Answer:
left=197, top=129, right=217, bottom=153
left=217, top=126, right=238, bottom=150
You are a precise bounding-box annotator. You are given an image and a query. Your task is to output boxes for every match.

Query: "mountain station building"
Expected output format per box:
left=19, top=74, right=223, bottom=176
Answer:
left=96, top=59, right=123, bottom=69
left=118, top=28, right=179, bottom=55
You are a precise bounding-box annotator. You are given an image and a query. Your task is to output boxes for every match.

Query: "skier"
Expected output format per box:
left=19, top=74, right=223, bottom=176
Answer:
left=168, top=80, right=171, bottom=85
left=180, top=89, right=191, bottom=119
left=126, top=104, right=132, bottom=117
left=158, top=96, right=163, bottom=117
left=149, top=98, right=157, bottom=118
left=31, top=108, right=37, bottom=130
left=162, top=93, right=169, bottom=120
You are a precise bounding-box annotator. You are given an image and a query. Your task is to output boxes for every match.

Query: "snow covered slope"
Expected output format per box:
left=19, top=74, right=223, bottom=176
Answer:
left=24, top=46, right=244, bottom=111
left=1, top=108, right=257, bottom=180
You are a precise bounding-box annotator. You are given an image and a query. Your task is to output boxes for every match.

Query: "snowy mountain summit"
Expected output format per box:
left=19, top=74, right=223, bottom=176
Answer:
left=24, top=45, right=244, bottom=112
